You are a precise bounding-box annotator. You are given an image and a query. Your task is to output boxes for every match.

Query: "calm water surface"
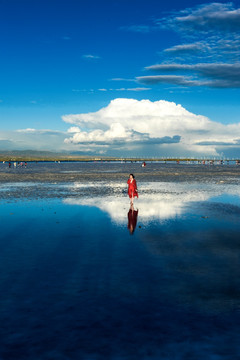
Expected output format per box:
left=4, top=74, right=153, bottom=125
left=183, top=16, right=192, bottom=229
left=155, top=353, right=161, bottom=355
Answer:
left=0, top=178, right=239, bottom=359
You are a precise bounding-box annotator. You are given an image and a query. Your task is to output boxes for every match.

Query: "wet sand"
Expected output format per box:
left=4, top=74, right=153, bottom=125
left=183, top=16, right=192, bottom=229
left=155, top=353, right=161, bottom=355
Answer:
left=1, top=162, right=240, bottom=201
left=1, top=162, right=240, bottom=184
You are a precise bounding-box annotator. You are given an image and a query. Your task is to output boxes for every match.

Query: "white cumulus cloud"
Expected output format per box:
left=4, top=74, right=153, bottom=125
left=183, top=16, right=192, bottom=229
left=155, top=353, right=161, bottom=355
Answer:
left=62, top=98, right=240, bottom=157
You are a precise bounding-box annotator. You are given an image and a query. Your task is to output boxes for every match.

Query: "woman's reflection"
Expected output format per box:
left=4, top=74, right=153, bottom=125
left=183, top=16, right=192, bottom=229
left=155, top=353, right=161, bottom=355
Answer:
left=128, top=204, right=138, bottom=235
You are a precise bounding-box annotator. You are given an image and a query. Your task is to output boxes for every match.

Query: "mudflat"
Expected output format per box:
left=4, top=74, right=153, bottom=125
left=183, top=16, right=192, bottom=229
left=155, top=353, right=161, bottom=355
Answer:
left=1, top=162, right=240, bottom=183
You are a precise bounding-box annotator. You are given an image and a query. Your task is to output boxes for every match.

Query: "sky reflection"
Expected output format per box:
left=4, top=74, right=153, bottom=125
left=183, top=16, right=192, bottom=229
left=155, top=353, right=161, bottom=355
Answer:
left=63, top=181, right=240, bottom=223
left=0, top=180, right=240, bottom=358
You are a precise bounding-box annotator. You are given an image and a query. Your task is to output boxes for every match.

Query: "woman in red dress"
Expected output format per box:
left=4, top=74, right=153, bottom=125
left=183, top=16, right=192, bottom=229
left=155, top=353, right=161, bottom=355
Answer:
left=127, top=173, right=138, bottom=204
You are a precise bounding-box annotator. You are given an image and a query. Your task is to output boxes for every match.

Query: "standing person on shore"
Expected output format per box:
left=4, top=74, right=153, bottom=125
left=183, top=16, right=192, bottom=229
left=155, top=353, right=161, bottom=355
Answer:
left=127, top=173, right=138, bottom=204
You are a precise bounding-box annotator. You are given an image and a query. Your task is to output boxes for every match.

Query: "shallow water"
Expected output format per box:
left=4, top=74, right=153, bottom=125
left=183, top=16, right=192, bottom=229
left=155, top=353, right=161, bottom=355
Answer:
left=0, top=178, right=239, bottom=359
left=1, top=160, right=240, bottom=176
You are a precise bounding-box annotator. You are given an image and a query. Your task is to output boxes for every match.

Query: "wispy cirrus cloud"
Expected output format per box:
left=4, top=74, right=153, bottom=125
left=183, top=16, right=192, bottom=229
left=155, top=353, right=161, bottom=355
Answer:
left=121, top=3, right=240, bottom=37
left=145, top=62, right=240, bottom=74
left=158, top=2, right=240, bottom=34
left=137, top=75, right=207, bottom=87
left=111, top=78, right=136, bottom=82
left=163, top=43, right=205, bottom=54
left=138, top=62, right=240, bottom=88
left=72, top=87, right=150, bottom=92
left=159, top=3, right=240, bottom=62
left=138, top=75, right=240, bottom=88
left=82, top=54, right=101, bottom=59
left=121, top=3, right=240, bottom=89
left=114, top=87, right=151, bottom=92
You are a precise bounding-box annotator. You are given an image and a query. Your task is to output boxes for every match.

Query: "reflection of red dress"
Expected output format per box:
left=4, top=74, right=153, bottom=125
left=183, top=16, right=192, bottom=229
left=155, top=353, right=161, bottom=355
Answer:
left=127, top=179, right=138, bottom=199
left=128, top=209, right=138, bottom=234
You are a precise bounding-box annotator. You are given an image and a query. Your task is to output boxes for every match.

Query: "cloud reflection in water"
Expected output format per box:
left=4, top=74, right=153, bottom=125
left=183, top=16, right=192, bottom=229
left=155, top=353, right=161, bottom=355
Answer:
left=63, top=181, right=240, bottom=223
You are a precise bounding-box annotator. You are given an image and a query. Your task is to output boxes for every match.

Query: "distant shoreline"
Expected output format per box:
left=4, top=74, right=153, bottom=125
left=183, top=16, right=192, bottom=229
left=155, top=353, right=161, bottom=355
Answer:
left=0, top=156, right=240, bottom=163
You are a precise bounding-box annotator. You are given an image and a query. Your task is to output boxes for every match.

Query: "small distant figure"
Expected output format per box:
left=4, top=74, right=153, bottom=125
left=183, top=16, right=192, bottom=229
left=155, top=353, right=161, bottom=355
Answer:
left=142, top=161, right=146, bottom=167
left=128, top=204, right=138, bottom=235
left=14, top=162, right=17, bottom=167
left=25, top=162, right=27, bottom=167
left=127, top=173, right=138, bottom=205
left=8, top=161, right=11, bottom=168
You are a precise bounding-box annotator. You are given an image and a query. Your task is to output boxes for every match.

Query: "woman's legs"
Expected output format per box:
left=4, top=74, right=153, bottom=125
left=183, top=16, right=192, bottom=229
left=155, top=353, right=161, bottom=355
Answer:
left=130, top=192, right=134, bottom=205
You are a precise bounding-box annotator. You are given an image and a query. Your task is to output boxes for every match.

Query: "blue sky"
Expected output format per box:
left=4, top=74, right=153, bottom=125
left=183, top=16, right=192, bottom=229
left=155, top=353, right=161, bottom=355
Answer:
left=1, top=0, right=240, bottom=157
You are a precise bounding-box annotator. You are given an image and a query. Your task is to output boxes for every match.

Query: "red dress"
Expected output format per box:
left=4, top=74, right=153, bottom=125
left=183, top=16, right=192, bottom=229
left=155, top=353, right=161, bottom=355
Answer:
left=127, top=179, right=138, bottom=199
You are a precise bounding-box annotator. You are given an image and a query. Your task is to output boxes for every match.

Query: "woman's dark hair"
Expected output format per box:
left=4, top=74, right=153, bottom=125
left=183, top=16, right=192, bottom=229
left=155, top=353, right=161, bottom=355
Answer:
left=129, top=173, right=135, bottom=178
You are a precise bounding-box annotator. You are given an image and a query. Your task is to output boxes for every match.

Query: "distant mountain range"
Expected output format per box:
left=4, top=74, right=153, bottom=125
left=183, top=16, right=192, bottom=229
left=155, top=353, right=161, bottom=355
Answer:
left=0, top=150, right=232, bottom=162
left=0, top=150, right=95, bottom=160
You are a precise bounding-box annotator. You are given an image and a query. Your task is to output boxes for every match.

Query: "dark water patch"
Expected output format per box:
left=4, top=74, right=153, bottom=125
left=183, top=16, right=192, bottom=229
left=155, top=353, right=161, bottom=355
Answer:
left=0, top=198, right=239, bottom=359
